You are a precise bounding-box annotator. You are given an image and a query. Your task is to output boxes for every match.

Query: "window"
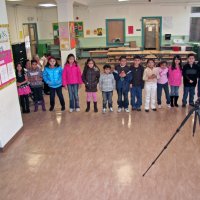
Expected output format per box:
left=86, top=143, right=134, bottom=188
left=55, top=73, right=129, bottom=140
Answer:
left=191, top=7, right=200, bottom=13
left=189, top=17, right=200, bottom=41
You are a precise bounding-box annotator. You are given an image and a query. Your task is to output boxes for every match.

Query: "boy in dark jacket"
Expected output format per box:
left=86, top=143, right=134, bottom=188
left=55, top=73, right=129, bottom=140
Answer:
left=130, top=55, right=144, bottom=111
left=182, top=54, right=199, bottom=107
left=113, top=56, right=132, bottom=113
left=82, top=58, right=100, bottom=112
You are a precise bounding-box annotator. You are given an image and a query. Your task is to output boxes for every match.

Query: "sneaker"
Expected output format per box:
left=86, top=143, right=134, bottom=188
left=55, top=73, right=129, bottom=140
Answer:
left=49, top=106, right=54, bottom=111
left=137, top=108, right=141, bottom=111
left=102, top=108, right=106, bottom=113
left=145, top=109, right=149, bottom=112
left=61, top=106, right=65, bottom=111
left=182, top=104, right=186, bottom=108
left=189, top=103, right=195, bottom=107
left=125, top=108, right=129, bottom=113
left=69, top=108, right=73, bottom=112
left=158, top=105, right=162, bottom=109
left=76, top=108, right=80, bottom=112
left=109, top=107, right=113, bottom=112
left=167, top=104, right=171, bottom=108
left=152, top=108, right=157, bottom=111
left=132, top=107, right=137, bottom=111
left=118, top=108, right=122, bottom=113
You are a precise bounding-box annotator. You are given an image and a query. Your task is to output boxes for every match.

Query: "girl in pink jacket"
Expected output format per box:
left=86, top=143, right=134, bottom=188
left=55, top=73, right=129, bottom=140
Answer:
left=168, top=55, right=182, bottom=107
left=62, top=54, right=83, bottom=112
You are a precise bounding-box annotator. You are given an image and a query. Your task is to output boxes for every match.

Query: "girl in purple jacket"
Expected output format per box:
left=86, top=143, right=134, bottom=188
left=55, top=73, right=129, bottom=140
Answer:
left=168, top=55, right=182, bottom=107
left=62, top=54, right=83, bottom=112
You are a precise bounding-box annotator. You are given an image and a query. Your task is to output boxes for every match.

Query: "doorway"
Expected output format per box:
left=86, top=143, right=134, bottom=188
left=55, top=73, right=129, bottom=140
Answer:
left=142, top=17, right=162, bottom=50
left=23, top=23, right=38, bottom=59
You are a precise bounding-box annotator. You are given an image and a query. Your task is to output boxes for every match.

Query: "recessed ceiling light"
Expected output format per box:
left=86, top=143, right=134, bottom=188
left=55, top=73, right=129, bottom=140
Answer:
left=118, top=0, right=129, bottom=2
left=38, top=3, right=57, bottom=7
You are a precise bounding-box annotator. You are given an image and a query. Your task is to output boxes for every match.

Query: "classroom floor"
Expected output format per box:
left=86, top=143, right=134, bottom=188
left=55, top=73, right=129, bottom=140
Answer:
left=0, top=59, right=200, bottom=200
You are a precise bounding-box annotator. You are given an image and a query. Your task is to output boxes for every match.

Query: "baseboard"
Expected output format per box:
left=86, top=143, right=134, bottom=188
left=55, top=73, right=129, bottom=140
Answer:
left=0, top=127, right=24, bottom=153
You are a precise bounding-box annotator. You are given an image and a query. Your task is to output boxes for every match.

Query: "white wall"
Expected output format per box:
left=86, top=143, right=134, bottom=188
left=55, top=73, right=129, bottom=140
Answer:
left=0, top=0, right=23, bottom=148
left=6, top=5, right=58, bottom=44
left=74, top=3, right=193, bottom=37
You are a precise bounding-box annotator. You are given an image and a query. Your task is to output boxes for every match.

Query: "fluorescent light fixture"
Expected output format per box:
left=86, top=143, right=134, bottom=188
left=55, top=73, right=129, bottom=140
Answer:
left=6, top=0, right=23, bottom=1
left=38, top=3, right=57, bottom=7
left=118, top=0, right=129, bottom=1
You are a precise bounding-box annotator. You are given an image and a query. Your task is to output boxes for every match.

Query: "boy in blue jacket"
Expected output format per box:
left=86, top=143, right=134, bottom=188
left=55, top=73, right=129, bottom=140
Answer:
left=113, top=56, right=132, bottom=113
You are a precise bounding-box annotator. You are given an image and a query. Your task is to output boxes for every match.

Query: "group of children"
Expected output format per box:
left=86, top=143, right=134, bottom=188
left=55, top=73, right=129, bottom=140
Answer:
left=15, top=53, right=200, bottom=114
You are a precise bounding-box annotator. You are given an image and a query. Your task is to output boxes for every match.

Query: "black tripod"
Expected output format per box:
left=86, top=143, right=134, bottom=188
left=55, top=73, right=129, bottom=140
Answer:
left=143, top=98, right=200, bottom=177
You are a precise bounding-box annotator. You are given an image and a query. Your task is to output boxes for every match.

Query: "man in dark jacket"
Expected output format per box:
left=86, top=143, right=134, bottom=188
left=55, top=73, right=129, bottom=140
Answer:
left=182, top=54, right=199, bottom=107
left=130, top=55, right=144, bottom=111
left=113, top=56, right=132, bottom=113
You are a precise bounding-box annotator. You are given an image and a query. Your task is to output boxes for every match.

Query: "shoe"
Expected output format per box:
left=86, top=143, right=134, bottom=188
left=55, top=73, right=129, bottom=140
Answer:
left=26, top=109, right=30, bottom=113
left=109, top=107, right=113, bottom=112
left=174, top=96, right=179, bottom=107
left=145, top=109, right=149, bottom=112
left=34, top=103, right=38, bottom=112
left=182, top=104, right=186, bottom=108
left=137, top=108, right=141, bottom=111
left=94, top=102, right=98, bottom=112
left=189, top=103, right=195, bottom=107
left=41, top=100, right=46, bottom=111
left=132, top=107, right=137, bottom=111
left=76, top=108, right=80, bottom=112
left=69, top=108, right=73, bottom=112
left=102, top=108, right=106, bottom=113
left=85, top=102, right=90, bottom=112
left=167, top=104, right=171, bottom=108
left=49, top=106, right=54, bottom=111
left=158, top=105, right=162, bottom=109
left=125, top=108, right=129, bottom=113
left=152, top=108, right=157, bottom=111
left=61, top=106, right=65, bottom=111
left=118, top=108, right=122, bottom=112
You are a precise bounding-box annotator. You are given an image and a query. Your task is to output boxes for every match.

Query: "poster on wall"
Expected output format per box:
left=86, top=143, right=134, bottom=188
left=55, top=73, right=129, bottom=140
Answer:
left=86, top=30, right=90, bottom=36
left=0, top=24, right=16, bottom=90
left=74, top=22, right=84, bottom=38
left=59, top=22, right=70, bottom=50
left=97, top=28, right=103, bottom=36
left=69, top=22, right=76, bottom=49
left=128, top=26, right=134, bottom=34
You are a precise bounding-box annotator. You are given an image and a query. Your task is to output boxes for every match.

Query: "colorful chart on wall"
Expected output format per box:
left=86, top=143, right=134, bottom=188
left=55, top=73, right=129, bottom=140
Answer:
left=69, top=22, right=76, bottom=49
left=0, top=24, right=16, bottom=90
left=59, top=22, right=70, bottom=50
left=74, top=22, right=84, bottom=38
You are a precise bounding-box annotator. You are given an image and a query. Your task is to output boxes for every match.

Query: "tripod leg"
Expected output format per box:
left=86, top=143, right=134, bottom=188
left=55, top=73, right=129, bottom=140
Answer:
left=143, top=107, right=196, bottom=177
left=193, top=112, right=197, bottom=137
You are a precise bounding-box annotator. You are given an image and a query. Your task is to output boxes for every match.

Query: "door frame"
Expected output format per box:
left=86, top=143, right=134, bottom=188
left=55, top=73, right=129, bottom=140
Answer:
left=106, top=18, right=126, bottom=46
left=141, top=16, right=162, bottom=50
left=23, top=23, right=39, bottom=54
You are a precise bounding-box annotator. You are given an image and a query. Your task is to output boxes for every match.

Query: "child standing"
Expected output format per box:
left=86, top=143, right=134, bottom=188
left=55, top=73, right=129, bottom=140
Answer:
left=182, top=54, right=199, bottom=107
left=168, top=55, right=182, bottom=107
left=82, top=58, right=100, bottom=112
left=130, top=55, right=144, bottom=111
left=113, top=56, right=132, bottom=113
left=197, top=61, right=200, bottom=98
left=43, top=56, right=65, bottom=111
left=143, top=59, right=160, bottom=112
left=16, top=63, right=31, bottom=113
left=62, top=54, right=83, bottom=112
left=99, top=64, right=115, bottom=113
left=157, top=61, right=171, bottom=108
left=27, top=60, right=46, bottom=112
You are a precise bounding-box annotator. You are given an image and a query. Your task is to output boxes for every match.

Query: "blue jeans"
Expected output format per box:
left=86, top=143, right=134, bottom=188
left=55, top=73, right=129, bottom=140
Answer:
left=102, top=91, right=113, bottom=108
left=117, top=88, right=129, bottom=109
left=67, top=84, right=79, bottom=109
left=170, top=86, right=180, bottom=96
left=198, top=79, right=200, bottom=98
left=182, top=86, right=195, bottom=105
left=157, top=83, right=170, bottom=105
left=131, top=86, right=142, bottom=109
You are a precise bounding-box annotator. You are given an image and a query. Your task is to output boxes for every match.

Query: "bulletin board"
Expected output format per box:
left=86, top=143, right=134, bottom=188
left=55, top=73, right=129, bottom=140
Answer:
left=74, top=22, right=84, bottom=38
left=69, top=22, right=76, bottom=49
left=59, top=22, right=70, bottom=50
left=53, top=23, right=59, bottom=45
left=0, top=24, right=16, bottom=90
left=106, top=19, right=125, bottom=46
